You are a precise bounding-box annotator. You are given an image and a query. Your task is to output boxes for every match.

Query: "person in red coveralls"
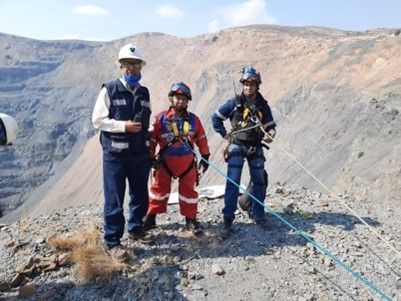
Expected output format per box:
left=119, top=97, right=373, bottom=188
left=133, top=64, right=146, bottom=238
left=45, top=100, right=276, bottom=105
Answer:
left=143, top=82, right=210, bottom=236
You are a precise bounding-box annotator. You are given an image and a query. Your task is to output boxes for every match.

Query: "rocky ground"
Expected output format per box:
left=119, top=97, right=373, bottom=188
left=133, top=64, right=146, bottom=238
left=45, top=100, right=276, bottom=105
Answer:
left=0, top=184, right=400, bottom=301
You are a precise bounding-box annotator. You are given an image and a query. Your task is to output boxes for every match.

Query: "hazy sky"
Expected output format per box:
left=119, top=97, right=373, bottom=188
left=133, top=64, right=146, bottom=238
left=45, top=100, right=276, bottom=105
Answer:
left=1, top=0, right=400, bottom=41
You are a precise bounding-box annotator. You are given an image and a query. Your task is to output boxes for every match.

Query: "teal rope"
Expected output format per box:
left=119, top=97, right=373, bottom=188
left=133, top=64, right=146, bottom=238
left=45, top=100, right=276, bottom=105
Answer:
left=196, top=150, right=392, bottom=301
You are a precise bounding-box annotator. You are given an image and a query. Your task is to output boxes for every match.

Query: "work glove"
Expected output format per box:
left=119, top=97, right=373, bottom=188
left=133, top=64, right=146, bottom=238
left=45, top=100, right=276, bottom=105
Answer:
left=263, top=129, right=276, bottom=144
left=222, top=138, right=230, bottom=161
left=198, top=154, right=210, bottom=174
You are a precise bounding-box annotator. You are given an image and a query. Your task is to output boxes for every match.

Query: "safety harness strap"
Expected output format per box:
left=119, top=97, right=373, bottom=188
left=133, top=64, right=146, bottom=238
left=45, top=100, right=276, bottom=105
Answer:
left=155, top=137, right=198, bottom=183
left=161, top=159, right=196, bottom=180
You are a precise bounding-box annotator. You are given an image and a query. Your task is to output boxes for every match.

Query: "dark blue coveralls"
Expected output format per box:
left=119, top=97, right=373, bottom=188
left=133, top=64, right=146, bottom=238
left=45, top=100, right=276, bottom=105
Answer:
left=212, top=92, right=276, bottom=224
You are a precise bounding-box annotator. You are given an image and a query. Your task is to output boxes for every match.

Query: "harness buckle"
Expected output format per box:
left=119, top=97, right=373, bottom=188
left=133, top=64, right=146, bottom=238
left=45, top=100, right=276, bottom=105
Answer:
left=249, top=115, right=259, bottom=124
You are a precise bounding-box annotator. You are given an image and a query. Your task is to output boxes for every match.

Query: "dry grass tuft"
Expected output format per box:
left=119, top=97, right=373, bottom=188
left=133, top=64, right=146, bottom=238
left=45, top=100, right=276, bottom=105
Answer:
left=48, top=225, right=126, bottom=282
left=48, top=235, right=80, bottom=251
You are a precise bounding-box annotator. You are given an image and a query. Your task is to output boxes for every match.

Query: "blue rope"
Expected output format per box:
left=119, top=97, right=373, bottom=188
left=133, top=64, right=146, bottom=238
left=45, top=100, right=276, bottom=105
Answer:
left=196, top=150, right=392, bottom=301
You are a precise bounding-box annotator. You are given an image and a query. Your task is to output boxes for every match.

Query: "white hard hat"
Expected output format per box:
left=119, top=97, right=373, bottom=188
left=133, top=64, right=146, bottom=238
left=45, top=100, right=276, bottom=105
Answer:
left=118, top=43, right=146, bottom=66
left=0, top=113, right=19, bottom=146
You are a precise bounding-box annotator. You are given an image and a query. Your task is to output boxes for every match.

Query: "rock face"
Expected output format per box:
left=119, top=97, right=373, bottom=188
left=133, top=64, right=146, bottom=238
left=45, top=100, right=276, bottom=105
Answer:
left=0, top=26, right=401, bottom=221
left=0, top=34, right=100, bottom=215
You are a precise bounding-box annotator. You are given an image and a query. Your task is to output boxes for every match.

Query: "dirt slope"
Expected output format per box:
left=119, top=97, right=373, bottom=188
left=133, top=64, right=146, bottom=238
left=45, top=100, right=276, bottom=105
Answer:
left=1, top=25, right=400, bottom=221
left=23, top=25, right=401, bottom=218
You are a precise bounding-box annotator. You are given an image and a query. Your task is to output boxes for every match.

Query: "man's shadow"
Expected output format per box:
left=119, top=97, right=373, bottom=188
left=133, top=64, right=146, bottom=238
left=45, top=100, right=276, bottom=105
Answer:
left=144, top=209, right=381, bottom=259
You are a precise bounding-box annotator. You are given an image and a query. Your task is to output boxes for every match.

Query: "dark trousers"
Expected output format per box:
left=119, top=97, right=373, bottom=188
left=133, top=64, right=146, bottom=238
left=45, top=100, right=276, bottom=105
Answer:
left=223, top=144, right=266, bottom=222
left=103, top=158, right=150, bottom=249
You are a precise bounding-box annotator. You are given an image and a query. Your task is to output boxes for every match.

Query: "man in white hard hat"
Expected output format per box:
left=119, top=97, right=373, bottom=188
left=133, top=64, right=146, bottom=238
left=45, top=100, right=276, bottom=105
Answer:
left=92, top=43, right=152, bottom=262
left=0, top=113, right=19, bottom=147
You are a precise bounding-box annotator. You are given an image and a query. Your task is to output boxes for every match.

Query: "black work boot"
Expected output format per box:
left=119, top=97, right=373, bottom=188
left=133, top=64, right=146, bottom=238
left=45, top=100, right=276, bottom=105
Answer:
left=128, top=228, right=154, bottom=244
left=185, top=217, right=203, bottom=236
left=254, top=216, right=269, bottom=229
left=221, top=217, right=233, bottom=240
left=143, top=214, right=157, bottom=231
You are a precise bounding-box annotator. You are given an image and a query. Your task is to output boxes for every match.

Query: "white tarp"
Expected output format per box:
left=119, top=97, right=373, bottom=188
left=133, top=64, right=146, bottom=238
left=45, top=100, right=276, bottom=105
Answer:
left=167, top=184, right=246, bottom=204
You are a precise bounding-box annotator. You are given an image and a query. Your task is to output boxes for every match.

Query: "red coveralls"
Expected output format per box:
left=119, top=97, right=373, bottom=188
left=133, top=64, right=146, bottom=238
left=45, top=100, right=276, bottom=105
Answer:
left=147, top=107, right=210, bottom=219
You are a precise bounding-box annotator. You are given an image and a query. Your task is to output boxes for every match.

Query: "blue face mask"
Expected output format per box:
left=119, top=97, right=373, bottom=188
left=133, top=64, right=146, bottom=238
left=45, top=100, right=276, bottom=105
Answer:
left=124, top=73, right=141, bottom=86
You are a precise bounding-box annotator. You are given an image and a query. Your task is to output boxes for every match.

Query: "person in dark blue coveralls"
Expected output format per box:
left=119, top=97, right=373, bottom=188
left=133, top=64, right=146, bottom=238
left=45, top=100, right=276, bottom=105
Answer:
left=212, top=67, right=276, bottom=237
left=92, top=44, right=152, bottom=262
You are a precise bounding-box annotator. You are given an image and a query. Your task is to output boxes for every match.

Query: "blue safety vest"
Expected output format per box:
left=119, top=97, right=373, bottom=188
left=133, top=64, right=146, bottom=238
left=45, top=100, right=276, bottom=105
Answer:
left=100, top=79, right=151, bottom=161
